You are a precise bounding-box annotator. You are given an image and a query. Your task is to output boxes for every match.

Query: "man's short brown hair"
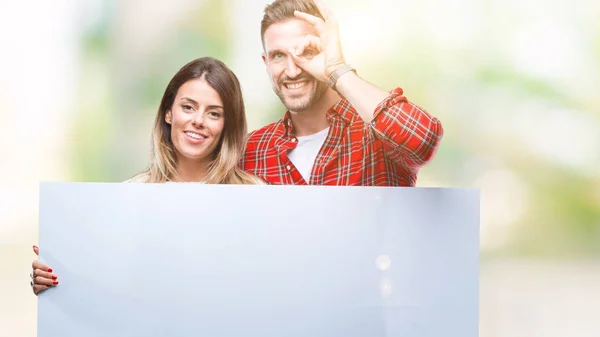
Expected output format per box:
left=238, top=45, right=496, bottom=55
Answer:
left=260, top=0, right=324, bottom=49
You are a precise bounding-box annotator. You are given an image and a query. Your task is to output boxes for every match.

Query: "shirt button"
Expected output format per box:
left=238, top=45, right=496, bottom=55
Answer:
left=286, top=165, right=291, bottom=171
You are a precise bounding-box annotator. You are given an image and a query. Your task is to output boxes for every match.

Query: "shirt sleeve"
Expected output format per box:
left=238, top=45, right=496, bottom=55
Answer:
left=369, top=87, right=444, bottom=171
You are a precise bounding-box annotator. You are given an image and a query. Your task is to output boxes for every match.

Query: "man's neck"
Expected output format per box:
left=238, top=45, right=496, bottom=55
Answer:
left=175, top=157, right=210, bottom=182
left=289, top=89, right=340, bottom=137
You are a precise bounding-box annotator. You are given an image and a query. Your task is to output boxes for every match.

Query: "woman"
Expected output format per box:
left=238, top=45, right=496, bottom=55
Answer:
left=30, top=57, right=263, bottom=295
left=131, top=56, right=262, bottom=184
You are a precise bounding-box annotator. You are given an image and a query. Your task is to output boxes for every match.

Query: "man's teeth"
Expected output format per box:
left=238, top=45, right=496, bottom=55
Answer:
left=285, top=82, right=307, bottom=89
left=185, top=132, right=206, bottom=139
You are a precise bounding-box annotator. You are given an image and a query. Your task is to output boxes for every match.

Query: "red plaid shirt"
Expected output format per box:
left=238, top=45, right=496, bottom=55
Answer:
left=241, top=87, right=443, bottom=186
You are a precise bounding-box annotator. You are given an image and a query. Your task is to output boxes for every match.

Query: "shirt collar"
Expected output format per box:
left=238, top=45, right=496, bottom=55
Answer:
left=281, top=97, right=354, bottom=137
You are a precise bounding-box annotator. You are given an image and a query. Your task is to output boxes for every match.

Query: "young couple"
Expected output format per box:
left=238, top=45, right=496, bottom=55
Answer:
left=30, top=0, right=444, bottom=294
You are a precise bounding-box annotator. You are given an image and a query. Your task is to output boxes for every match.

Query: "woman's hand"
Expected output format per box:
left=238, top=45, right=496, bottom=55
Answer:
left=31, top=245, right=59, bottom=295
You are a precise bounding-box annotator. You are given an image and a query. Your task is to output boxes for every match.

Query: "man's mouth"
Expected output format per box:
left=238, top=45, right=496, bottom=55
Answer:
left=284, top=81, right=308, bottom=90
left=185, top=131, right=206, bottom=140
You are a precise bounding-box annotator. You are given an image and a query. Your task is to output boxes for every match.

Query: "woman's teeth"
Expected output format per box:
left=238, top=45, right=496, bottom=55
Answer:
left=185, top=132, right=205, bottom=139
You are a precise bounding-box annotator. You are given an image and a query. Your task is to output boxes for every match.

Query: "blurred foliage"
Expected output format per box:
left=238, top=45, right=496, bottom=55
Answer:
left=69, top=3, right=114, bottom=182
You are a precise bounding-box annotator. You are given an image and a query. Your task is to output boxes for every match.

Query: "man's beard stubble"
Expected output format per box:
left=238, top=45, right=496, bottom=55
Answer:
left=273, top=75, right=329, bottom=113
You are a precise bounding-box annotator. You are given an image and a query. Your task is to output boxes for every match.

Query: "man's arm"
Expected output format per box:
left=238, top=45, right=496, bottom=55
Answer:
left=333, top=71, right=387, bottom=124
left=335, top=72, right=444, bottom=168
left=292, top=1, right=443, bottom=169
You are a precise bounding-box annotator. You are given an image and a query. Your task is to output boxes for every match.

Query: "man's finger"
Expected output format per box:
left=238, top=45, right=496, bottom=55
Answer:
left=293, top=11, right=324, bottom=33
left=294, top=35, right=322, bottom=57
left=325, top=6, right=337, bottom=24
left=313, top=0, right=329, bottom=21
left=290, top=52, right=324, bottom=80
left=289, top=52, right=308, bottom=66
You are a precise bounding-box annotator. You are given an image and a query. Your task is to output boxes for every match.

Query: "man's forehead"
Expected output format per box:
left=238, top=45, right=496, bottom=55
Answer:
left=263, top=19, right=318, bottom=52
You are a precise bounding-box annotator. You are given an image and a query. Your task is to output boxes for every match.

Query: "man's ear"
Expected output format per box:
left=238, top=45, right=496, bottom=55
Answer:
left=261, top=53, right=268, bottom=66
left=165, top=110, right=172, bottom=124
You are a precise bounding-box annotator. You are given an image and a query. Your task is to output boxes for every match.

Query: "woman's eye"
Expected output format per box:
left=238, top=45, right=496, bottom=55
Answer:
left=182, top=104, right=193, bottom=111
left=209, top=111, right=222, bottom=118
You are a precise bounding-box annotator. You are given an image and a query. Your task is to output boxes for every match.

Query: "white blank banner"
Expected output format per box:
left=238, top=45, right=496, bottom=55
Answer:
left=37, top=183, right=479, bottom=337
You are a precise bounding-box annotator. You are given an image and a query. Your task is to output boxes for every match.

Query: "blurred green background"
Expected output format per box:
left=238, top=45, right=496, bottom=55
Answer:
left=1, top=0, right=599, bottom=336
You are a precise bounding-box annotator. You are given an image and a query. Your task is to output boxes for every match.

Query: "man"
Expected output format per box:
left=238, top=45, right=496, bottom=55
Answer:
left=241, top=0, right=443, bottom=186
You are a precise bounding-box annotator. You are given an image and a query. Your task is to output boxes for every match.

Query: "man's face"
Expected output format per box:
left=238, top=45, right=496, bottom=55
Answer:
left=262, top=19, right=328, bottom=113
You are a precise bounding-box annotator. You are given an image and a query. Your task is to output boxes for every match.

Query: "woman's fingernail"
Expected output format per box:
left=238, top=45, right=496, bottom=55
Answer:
left=47, top=268, right=53, bottom=273
left=52, top=276, right=57, bottom=280
left=53, top=281, right=59, bottom=285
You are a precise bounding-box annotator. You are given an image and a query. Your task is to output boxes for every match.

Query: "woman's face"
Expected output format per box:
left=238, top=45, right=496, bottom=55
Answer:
left=166, top=78, right=225, bottom=165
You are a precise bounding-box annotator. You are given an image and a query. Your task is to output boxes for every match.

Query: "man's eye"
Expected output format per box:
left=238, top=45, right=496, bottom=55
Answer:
left=303, top=49, right=316, bottom=57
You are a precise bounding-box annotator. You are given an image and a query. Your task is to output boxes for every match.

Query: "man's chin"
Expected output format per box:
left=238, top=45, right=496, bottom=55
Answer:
left=282, top=97, right=312, bottom=112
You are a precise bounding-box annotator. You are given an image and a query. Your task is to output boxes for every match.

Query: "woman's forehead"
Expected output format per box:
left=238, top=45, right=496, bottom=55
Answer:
left=175, top=78, right=223, bottom=106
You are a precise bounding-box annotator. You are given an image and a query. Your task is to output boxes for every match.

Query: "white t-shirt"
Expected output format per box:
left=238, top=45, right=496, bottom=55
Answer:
left=287, top=127, right=330, bottom=182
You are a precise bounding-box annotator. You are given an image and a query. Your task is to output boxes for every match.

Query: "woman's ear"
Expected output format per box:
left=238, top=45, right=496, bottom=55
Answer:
left=165, top=110, right=172, bottom=124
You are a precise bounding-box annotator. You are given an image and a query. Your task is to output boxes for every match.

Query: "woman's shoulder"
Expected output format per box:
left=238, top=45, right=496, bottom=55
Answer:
left=123, top=172, right=150, bottom=183
left=235, top=168, right=266, bottom=185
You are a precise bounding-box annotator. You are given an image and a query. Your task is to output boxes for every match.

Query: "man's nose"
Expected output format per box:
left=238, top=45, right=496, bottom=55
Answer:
left=284, top=57, right=302, bottom=79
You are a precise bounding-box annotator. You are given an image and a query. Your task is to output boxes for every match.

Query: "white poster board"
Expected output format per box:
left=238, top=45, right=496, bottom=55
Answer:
left=38, top=183, right=479, bottom=337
